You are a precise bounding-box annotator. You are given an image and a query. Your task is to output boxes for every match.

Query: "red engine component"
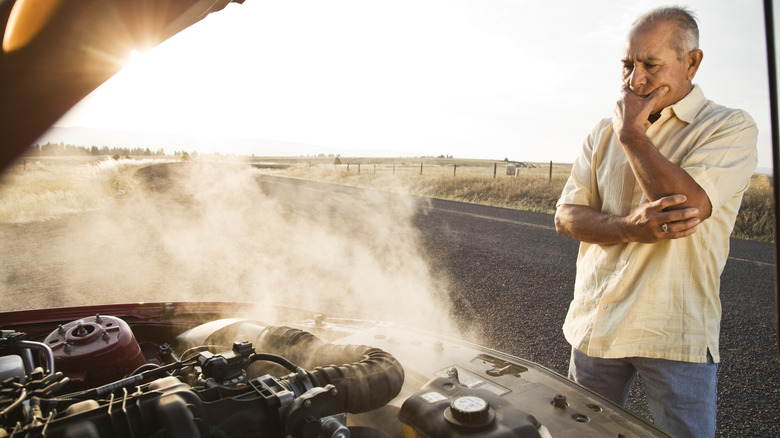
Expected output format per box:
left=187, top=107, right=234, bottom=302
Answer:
left=43, top=314, right=146, bottom=388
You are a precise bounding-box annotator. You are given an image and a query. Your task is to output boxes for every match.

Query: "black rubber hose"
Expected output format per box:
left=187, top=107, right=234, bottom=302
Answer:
left=255, top=326, right=404, bottom=414
left=59, top=357, right=197, bottom=400
left=255, top=326, right=325, bottom=367
left=309, top=343, right=405, bottom=414
left=249, top=352, right=299, bottom=373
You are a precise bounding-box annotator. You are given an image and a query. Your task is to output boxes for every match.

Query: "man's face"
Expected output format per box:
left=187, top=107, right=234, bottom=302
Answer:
left=622, top=21, right=700, bottom=115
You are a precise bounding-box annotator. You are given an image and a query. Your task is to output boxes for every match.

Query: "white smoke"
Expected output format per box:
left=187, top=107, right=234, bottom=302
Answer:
left=1, top=161, right=461, bottom=337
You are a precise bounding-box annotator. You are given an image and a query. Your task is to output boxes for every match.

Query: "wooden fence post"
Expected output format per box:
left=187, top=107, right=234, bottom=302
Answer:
left=549, top=161, right=552, bottom=180
left=420, top=163, right=423, bottom=175
left=453, top=164, right=457, bottom=176
left=493, top=163, right=497, bottom=178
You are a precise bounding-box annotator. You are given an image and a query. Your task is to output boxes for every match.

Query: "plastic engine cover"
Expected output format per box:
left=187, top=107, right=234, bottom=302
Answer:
left=399, top=376, right=545, bottom=438
left=43, top=314, right=145, bottom=387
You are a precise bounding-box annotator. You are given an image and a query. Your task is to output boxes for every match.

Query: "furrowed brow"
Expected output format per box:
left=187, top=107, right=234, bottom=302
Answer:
left=627, top=55, right=661, bottom=64
left=622, top=55, right=663, bottom=69
left=636, top=55, right=663, bottom=64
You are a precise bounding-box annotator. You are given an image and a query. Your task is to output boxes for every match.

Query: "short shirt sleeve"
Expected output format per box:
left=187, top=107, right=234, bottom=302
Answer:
left=681, top=110, right=758, bottom=212
left=557, top=118, right=611, bottom=209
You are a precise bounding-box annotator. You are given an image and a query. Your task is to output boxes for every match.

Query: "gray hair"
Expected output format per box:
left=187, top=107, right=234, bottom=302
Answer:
left=633, top=6, right=699, bottom=60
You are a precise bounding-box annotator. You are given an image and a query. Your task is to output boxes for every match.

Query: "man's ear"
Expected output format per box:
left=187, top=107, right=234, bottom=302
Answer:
left=686, top=49, right=703, bottom=80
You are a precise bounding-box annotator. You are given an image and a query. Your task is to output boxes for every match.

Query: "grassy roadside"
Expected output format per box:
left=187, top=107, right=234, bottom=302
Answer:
left=258, top=157, right=775, bottom=242
left=264, top=159, right=568, bottom=213
left=0, top=155, right=774, bottom=241
left=0, top=157, right=172, bottom=223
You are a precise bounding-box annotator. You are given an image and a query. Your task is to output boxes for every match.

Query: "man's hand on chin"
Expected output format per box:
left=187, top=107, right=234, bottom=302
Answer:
left=613, top=85, right=669, bottom=143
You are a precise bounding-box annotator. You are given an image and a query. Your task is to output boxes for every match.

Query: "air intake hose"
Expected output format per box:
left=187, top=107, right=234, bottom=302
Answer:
left=256, top=326, right=404, bottom=413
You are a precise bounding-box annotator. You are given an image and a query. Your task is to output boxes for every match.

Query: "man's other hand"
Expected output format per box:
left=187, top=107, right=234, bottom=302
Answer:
left=625, top=194, right=701, bottom=243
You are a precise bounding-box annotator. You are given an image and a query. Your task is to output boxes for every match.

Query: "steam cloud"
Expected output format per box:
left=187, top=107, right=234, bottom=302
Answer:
left=1, top=162, right=461, bottom=337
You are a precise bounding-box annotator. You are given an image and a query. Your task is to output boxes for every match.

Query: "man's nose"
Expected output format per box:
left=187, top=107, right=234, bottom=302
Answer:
left=629, top=66, right=646, bottom=89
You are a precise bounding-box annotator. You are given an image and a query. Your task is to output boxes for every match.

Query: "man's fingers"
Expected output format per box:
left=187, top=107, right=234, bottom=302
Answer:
left=667, top=225, right=697, bottom=239
left=659, top=204, right=701, bottom=240
left=654, top=194, right=688, bottom=210
left=649, top=85, right=669, bottom=100
left=666, top=216, right=701, bottom=232
left=665, top=206, right=700, bottom=222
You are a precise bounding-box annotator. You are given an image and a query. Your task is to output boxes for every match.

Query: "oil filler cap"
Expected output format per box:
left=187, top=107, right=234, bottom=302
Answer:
left=444, top=395, right=495, bottom=428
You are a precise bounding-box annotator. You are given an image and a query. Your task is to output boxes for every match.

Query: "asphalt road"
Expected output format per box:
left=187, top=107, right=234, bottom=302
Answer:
left=258, top=175, right=779, bottom=437
left=416, top=196, right=778, bottom=438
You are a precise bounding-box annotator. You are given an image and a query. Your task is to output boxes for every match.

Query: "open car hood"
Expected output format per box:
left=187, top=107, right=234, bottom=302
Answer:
left=0, top=0, right=243, bottom=172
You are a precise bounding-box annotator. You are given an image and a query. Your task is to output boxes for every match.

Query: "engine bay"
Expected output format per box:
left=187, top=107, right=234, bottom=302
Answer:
left=0, top=302, right=669, bottom=437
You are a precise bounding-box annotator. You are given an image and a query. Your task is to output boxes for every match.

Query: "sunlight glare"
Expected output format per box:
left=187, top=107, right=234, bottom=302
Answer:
left=51, top=0, right=772, bottom=166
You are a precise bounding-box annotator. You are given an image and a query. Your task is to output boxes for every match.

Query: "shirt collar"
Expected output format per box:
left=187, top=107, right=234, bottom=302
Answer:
left=662, top=83, right=706, bottom=124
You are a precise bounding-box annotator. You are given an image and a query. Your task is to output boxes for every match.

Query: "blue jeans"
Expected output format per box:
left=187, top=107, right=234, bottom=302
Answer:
left=568, top=348, right=718, bottom=438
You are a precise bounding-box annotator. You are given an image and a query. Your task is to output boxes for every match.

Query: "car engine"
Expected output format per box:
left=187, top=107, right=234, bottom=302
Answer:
left=0, top=306, right=669, bottom=437
left=0, top=313, right=552, bottom=438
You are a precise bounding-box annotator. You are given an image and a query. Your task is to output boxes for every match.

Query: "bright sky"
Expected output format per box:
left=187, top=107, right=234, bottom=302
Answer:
left=54, top=0, right=773, bottom=168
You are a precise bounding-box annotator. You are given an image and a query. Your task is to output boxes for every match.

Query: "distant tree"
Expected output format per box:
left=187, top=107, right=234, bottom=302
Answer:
left=504, top=157, right=509, bottom=162
left=112, top=154, right=120, bottom=160
left=333, top=156, right=342, bottom=165
left=181, top=151, right=191, bottom=161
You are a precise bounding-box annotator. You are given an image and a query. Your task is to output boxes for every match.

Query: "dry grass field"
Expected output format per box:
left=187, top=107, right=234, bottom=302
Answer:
left=258, top=157, right=775, bottom=242
left=0, top=157, right=151, bottom=223
left=0, top=155, right=774, bottom=241
left=262, top=158, right=569, bottom=213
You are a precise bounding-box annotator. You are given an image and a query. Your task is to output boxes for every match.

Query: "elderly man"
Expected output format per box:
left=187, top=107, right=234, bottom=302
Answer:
left=554, top=6, right=757, bottom=438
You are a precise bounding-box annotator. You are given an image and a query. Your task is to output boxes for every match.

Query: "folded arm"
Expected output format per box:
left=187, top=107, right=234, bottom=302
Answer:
left=613, top=85, right=712, bottom=219
left=554, top=195, right=701, bottom=245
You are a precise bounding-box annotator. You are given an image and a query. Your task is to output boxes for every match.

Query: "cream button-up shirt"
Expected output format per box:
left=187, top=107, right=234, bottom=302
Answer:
left=557, top=85, right=758, bottom=363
